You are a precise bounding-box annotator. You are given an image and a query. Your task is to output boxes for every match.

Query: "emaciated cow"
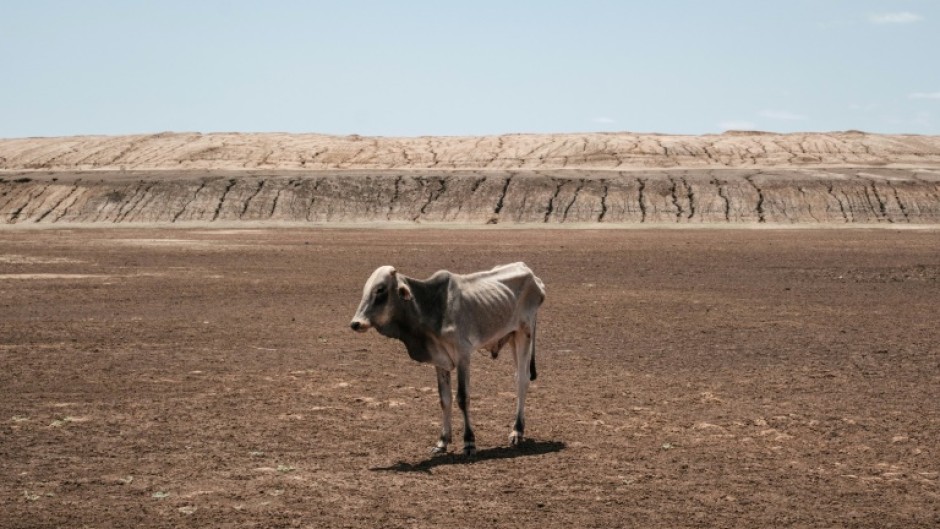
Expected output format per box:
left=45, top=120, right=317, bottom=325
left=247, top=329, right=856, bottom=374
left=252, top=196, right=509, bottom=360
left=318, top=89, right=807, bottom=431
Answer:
left=350, top=262, right=545, bottom=455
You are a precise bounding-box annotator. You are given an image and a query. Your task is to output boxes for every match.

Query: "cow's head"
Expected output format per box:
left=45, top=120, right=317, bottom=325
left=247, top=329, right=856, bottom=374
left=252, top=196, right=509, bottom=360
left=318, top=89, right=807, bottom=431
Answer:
left=350, top=265, right=413, bottom=333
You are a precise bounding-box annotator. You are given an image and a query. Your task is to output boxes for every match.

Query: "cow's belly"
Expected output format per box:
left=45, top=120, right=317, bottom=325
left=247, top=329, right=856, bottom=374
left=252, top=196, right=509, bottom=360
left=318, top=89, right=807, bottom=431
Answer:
left=458, top=300, right=519, bottom=348
left=478, top=331, right=515, bottom=357
left=469, top=318, right=522, bottom=352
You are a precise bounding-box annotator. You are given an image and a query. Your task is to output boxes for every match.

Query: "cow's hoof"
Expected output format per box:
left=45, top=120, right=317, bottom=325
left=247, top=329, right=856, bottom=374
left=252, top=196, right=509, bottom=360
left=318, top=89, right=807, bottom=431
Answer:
left=430, top=444, right=448, bottom=455
left=509, top=431, right=524, bottom=446
left=463, top=445, right=477, bottom=457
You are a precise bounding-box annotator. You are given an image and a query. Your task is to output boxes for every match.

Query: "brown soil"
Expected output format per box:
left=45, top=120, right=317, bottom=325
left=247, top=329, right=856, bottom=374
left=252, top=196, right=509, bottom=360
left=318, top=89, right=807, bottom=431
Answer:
left=1, top=229, right=938, bottom=528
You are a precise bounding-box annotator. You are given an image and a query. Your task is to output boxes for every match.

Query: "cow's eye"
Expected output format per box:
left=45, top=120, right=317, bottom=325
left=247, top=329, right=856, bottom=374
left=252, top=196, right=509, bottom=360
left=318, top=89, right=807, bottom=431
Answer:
left=374, top=285, right=388, bottom=303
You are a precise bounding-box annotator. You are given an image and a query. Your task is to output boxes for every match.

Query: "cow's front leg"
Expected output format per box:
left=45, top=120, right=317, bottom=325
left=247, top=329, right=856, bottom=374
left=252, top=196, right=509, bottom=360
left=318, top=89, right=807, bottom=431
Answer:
left=432, top=367, right=452, bottom=454
left=456, top=358, right=476, bottom=455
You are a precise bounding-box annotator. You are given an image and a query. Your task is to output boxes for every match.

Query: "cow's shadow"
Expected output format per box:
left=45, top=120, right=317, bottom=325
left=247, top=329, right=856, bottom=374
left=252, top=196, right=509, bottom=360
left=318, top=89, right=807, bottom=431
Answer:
left=369, top=439, right=566, bottom=473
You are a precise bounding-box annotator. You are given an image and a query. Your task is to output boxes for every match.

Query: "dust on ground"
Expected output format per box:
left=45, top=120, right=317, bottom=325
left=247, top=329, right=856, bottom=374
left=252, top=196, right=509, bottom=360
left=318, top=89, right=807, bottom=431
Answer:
left=1, top=229, right=938, bottom=528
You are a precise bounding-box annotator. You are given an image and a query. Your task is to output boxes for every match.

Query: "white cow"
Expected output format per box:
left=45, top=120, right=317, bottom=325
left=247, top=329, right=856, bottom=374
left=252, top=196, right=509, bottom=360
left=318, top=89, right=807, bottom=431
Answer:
left=350, top=262, right=545, bottom=455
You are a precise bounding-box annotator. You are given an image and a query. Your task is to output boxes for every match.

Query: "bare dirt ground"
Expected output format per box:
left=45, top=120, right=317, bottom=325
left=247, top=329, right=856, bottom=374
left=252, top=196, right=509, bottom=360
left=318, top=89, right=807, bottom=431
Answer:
left=1, top=228, right=938, bottom=528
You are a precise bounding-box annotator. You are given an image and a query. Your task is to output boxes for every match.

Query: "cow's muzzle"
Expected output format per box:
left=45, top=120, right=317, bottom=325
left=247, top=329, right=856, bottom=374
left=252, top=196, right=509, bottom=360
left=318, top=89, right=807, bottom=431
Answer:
left=350, top=320, right=370, bottom=332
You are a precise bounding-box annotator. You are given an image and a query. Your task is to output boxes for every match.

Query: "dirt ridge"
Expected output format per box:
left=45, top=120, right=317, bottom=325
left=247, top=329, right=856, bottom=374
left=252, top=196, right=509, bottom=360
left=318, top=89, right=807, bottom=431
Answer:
left=3, top=131, right=939, bottom=226
left=2, top=169, right=939, bottom=226
left=3, top=132, right=940, bottom=172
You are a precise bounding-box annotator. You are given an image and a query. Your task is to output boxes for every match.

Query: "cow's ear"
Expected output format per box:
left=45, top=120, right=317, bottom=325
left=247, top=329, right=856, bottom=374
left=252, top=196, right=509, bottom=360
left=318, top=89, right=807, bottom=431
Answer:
left=398, top=282, right=413, bottom=301
left=389, top=267, right=397, bottom=277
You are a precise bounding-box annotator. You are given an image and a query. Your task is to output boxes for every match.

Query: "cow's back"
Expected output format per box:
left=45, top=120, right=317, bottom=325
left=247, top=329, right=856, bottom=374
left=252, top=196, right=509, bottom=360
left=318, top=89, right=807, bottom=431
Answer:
left=463, top=262, right=544, bottom=302
left=448, top=263, right=544, bottom=348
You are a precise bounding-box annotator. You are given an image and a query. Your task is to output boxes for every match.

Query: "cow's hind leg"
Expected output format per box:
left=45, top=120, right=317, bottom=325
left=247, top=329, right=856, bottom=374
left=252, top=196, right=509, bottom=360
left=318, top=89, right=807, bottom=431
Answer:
left=509, top=326, right=533, bottom=446
left=433, top=367, right=452, bottom=454
left=456, top=358, right=476, bottom=455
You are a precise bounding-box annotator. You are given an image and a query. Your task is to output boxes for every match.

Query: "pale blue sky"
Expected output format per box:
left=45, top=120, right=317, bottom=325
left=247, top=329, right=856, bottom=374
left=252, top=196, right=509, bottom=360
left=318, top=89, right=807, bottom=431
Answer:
left=1, top=1, right=938, bottom=138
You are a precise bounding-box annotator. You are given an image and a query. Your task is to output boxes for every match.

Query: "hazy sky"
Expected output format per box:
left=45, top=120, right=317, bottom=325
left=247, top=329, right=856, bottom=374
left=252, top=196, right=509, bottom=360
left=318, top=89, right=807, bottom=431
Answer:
left=1, top=1, right=938, bottom=138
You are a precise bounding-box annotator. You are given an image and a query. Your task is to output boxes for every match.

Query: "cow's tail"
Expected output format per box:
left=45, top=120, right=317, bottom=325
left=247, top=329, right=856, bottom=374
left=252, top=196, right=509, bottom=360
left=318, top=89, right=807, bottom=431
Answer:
left=529, top=317, right=538, bottom=381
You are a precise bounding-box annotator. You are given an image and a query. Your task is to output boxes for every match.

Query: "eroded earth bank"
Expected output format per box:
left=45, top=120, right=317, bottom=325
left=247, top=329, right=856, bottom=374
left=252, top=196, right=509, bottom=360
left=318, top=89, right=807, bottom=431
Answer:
left=2, top=132, right=940, bottom=226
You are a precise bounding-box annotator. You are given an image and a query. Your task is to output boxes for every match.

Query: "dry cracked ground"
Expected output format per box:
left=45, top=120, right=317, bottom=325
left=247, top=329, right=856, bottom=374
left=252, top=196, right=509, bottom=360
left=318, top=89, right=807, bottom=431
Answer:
left=2, top=131, right=940, bottom=227
left=1, top=228, right=939, bottom=528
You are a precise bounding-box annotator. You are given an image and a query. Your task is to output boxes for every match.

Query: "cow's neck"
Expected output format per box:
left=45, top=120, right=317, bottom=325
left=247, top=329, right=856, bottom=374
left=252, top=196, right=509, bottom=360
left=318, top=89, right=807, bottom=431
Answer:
left=402, top=273, right=448, bottom=334
left=376, top=273, right=449, bottom=364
